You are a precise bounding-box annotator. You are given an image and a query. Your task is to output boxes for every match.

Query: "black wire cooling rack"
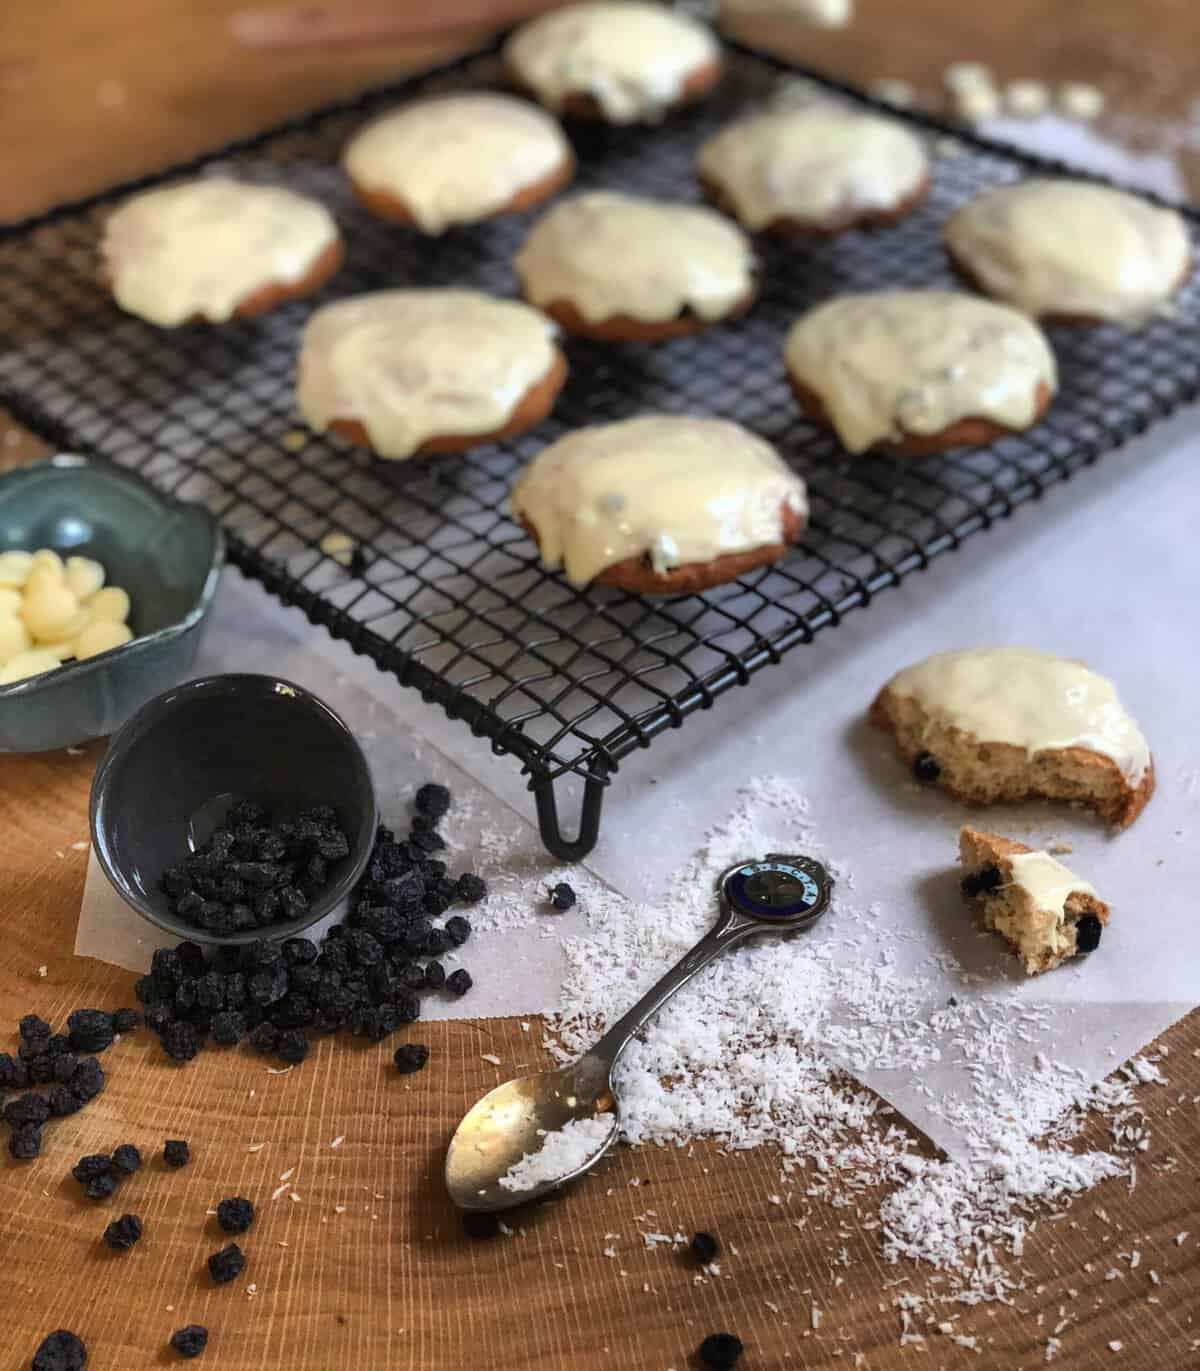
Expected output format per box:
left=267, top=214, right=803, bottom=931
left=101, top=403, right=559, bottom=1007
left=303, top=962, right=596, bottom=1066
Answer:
left=1, top=39, right=1198, bottom=859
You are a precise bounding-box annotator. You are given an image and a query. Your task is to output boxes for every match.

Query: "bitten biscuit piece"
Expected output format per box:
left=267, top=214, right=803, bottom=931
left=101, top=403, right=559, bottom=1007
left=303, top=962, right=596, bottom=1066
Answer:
left=958, top=826, right=1108, bottom=974
left=870, top=647, right=1154, bottom=828
left=504, top=2, right=721, bottom=125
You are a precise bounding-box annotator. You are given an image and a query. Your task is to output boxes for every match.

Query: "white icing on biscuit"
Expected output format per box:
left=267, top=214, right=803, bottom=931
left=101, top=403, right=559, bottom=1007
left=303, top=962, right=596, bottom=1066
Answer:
left=697, top=105, right=927, bottom=231
left=1007, top=850, right=1096, bottom=927
left=945, top=179, right=1190, bottom=325
left=102, top=178, right=338, bottom=327
left=784, top=290, right=1056, bottom=453
left=297, top=289, right=560, bottom=461
left=885, top=647, right=1150, bottom=785
left=516, top=191, right=755, bottom=325
left=504, top=2, right=719, bottom=124
left=511, top=415, right=807, bottom=587
left=343, top=93, right=571, bottom=235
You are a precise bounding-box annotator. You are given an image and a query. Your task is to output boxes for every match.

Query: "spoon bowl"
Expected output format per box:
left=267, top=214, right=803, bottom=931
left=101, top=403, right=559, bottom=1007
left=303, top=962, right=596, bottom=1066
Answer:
left=446, top=854, right=834, bottom=1212
left=445, top=1053, right=618, bottom=1211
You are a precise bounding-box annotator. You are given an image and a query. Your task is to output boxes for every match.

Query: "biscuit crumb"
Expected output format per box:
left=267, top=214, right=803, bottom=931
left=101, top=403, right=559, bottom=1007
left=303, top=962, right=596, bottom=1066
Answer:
left=319, top=532, right=356, bottom=565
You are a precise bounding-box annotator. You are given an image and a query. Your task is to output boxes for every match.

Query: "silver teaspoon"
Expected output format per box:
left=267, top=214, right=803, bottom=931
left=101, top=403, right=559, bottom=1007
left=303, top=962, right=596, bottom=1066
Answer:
left=445, top=853, right=833, bottom=1212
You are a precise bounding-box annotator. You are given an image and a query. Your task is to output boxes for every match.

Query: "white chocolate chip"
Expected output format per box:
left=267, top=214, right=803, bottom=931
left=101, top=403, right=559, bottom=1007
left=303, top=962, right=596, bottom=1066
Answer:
left=1005, top=80, right=1050, bottom=117
left=0, top=550, right=33, bottom=588
left=21, top=583, right=80, bottom=641
left=1058, top=81, right=1105, bottom=120
left=0, top=614, right=33, bottom=666
left=0, top=549, right=134, bottom=668
left=38, top=638, right=79, bottom=663
left=64, top=555, right=106, bottom=601
left=88, top=586, right=131, bottom=623
left=319, top=531, right=357, bottom=566
left=869, top=79, right=916, bottom=109
left=952, top=82, right=1001, bottom=122
left=75, top=619, right=133, bottom=660
left=34, top=606, right=91, bottom=647
left=24, top=563, right=67, bottom=598
left=29, top=548, right=65, bottom=579
left=943, top=61, right=992, bottom=93
left=0, top=648, right=63, bottom=684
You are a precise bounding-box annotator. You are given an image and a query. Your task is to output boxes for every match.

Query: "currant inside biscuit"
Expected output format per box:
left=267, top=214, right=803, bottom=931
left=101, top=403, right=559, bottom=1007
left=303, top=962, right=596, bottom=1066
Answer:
left=958, top=826, right=1109, bottom=975
left=870, top=647, right=1154, bottom=828
left=101, top=178, right=342, bottom=328
left=945, top=178, right=1191, bottom=327
left=504, top=1, right=722, bottom=125
left=296, top=288, right=566, bottom=461
left=515, top=191, right=756, bottom=341
left=510, top=414, right=807, bottom=594
left=697, top=104, right=929, bottom=235
left=784, top=290, right=1057, bottom=454
left=342, top=93, right=574, bottom=234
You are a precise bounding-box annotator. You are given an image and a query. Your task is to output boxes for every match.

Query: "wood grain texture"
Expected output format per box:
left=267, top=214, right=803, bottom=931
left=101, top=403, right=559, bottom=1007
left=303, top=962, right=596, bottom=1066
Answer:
left=2, top=0, right=1199, bottom=222
left=2, top=1, right=1200, bottom=1366
left=1, top=739, right=1198, bottom=1369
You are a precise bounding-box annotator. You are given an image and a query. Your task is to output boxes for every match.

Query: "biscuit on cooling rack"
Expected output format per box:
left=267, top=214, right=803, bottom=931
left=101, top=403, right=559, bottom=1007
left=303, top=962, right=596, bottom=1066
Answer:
left=296, top=288, right=566, bottom=460
left=945, top=179, right=1191, bottom=326
left=504, top=2, right=722, bottom=124
left=343, top=93, right=574, bottom=233
left=784, top=290, right=1056, bottom=455
left=101, top=178, right=342, bottom=327
left=510, top=414, right=807, bottom=594
left=515, top=191, right=756, bottom=342
left=698, top=104, right=929, bottom=236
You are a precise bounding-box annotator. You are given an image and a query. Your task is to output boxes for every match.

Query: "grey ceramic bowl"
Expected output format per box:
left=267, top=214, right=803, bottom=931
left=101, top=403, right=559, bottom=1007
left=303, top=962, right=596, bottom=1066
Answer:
left=90, top=673, right=378, bottom=945
left=0, top=453, right=224, bottom=751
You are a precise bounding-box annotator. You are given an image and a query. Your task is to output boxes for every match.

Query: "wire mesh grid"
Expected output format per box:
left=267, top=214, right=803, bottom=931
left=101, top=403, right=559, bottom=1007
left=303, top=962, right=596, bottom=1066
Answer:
left=1, top=41, right=1198, bottom=857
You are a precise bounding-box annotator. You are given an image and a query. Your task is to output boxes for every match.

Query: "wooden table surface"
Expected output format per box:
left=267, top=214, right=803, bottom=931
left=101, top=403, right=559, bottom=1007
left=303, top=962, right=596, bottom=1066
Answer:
left=2, top=4, right=1199, bottom=1368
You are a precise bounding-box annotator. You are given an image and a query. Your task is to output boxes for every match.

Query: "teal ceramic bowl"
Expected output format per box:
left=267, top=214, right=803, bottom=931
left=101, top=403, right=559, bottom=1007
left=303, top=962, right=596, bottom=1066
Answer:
left=0, top=454, right=224, bottom=751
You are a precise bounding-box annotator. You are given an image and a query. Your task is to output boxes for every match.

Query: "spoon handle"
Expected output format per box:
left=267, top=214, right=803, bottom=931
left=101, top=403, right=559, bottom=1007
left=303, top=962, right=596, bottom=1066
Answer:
left=586, top=910, right=753, bottom=1073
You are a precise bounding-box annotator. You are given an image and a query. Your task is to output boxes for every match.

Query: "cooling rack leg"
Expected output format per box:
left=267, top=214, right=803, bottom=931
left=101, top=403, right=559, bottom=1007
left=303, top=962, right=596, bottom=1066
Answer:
left=533, top=772, right=608, bottom=863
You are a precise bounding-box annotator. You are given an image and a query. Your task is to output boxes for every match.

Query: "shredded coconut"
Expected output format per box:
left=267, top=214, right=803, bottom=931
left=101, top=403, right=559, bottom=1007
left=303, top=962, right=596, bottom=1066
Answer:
left=497, top=1115, right=613, bottom=1193
left=541, top=779, right=1156, bottom=1301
